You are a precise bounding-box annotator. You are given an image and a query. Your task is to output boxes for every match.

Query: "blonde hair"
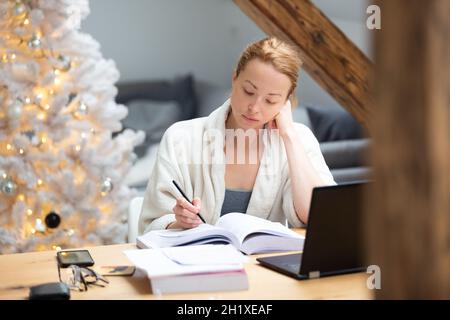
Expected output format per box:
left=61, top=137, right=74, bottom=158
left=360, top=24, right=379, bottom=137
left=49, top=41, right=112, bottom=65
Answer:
left=235, top=37, right=303, bottom=105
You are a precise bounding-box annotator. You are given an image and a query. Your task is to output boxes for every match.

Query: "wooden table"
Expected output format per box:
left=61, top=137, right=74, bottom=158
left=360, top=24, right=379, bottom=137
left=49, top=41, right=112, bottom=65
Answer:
left=0, top=229, right=373, bottom=300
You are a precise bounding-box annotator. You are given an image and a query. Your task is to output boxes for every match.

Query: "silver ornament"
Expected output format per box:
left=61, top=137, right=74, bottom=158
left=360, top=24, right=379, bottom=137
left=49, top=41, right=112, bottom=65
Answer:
left=7, top=100, right=23, bottom=119
left=22, top=130, right=39, bottom=145
left=23, top=130, right=35, bottom=140
left=66, top=92, right=77, bottom=108
left=13, top=3, right=26, bottom=16
left=1, top=179, right=17, bottom=195
left=27, top=34, right=41, bottom=49
left=57, top=55, right=71, bottom=72
left=100, top=178, right=113, bottom=195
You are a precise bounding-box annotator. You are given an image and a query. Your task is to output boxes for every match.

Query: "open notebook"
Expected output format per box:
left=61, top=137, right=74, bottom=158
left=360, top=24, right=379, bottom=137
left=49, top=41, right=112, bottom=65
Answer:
left=137, top=212, right=305, bottom=255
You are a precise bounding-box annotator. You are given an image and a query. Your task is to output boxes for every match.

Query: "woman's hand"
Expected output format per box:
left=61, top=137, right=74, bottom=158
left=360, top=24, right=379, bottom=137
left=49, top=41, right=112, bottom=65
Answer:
left=267, top=99, right=295, bottom=138
left=168, top=197, right=202, bottom=229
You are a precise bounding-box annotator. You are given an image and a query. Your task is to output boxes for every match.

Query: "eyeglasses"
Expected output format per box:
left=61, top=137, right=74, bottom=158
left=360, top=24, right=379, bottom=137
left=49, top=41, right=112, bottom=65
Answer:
left=58, top=264, right=109, bottom=292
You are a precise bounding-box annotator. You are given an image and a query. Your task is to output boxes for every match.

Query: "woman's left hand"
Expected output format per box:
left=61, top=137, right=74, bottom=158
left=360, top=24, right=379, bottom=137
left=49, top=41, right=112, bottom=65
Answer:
left=267, top=99, right=295, bottom=137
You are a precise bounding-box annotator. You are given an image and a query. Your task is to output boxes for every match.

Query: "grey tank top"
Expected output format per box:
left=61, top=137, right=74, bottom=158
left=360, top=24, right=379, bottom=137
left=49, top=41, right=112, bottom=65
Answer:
left=220, top=189, right=253, bottom=216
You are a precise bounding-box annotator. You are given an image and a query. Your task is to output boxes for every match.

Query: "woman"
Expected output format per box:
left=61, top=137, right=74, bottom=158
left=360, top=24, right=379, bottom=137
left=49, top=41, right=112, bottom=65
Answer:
left=138, top=37, right=335, bottom=234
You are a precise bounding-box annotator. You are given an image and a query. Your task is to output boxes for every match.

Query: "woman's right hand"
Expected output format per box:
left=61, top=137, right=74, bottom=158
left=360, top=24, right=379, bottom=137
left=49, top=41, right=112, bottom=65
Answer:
left=168, top=197, right=202, bottom=229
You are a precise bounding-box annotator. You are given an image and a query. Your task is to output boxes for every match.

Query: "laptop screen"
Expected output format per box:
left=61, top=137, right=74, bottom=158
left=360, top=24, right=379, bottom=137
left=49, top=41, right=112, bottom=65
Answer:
left=299, top=181, right=369, bottom=276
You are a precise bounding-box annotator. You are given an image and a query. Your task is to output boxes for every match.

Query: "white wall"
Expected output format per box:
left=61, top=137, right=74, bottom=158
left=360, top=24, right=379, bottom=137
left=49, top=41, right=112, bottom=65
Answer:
left=81, top=0, right=372, bottom=109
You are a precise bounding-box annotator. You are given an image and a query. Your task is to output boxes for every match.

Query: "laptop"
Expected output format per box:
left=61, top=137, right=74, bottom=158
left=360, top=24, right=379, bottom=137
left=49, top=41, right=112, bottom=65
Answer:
left=257, top=181, right=369, bottom=280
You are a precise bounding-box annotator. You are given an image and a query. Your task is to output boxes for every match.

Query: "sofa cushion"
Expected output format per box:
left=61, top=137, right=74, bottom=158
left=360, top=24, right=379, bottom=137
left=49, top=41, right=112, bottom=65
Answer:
left=306, top=105, right=366, bottom=142
left=331, top=167, right=372, bottom=184
left=122, top=99, right=180, bottom=146
left=194, top=81, right=230, bottom=117
left=116, top=74, right=198, bottom=120
left=320, top=138, right=370, bottom=169
left=116, top=75, right=198, bottom=157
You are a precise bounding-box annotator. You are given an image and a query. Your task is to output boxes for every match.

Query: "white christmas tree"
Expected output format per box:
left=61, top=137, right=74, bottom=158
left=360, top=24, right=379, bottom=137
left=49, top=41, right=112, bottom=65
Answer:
left=0, top=0, right=145, bottom=253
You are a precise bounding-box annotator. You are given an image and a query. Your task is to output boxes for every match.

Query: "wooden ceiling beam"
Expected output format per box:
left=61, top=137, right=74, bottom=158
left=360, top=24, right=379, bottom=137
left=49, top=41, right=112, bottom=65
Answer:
left=234, top=0, right=373, bottom=128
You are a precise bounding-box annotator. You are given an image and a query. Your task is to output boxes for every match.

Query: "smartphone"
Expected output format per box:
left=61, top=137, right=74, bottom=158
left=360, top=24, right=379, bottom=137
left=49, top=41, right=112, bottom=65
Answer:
left=56, top=249, right=95, bottom=268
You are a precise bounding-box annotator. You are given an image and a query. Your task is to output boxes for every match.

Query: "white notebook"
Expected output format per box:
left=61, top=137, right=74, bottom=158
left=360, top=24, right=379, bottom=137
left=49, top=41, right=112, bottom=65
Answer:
left=124, top=245, right=249, bottom=294
left=137, top=212, right=304, bottom=255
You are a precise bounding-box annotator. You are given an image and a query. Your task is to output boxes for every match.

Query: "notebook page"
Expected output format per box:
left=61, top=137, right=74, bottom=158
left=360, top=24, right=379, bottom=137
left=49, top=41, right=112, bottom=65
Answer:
left=124, top=247, right=244, bottom=278
left=137, top=223, right=240, bottom=248
left=216, top=212, right=303, bottom=245
left=161, top=244, right=248, bottom=265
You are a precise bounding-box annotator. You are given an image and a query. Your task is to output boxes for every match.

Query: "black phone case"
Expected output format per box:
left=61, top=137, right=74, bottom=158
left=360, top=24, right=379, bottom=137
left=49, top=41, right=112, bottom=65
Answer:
left=29, top=282, right=70, bottom=300
left=57, top=250, right=95, bottom=268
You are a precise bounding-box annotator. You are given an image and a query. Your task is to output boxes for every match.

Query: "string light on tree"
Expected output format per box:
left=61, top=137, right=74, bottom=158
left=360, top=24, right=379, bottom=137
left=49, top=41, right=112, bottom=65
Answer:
left=0, top=0, right=144, bottom=254
left=35, top=218, right=46, bottom=233
left=34, top=91, right=44, bottom=104
left=74, top=144, right=81, bottom=153
left=73, top=101, right=88, bottom=119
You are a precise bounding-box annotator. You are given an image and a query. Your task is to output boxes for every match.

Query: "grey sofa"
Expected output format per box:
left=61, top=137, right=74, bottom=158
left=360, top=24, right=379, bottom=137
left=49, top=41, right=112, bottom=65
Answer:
left=320, top=138, right=371, bottom=183
left=301, top=104, right=371, bottom=183
left=116, top=75, right=371, bottom=186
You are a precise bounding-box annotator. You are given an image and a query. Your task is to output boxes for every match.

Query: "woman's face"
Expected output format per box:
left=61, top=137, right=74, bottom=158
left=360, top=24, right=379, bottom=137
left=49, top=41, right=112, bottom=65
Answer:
left=228, top=58, right=292, bottom=130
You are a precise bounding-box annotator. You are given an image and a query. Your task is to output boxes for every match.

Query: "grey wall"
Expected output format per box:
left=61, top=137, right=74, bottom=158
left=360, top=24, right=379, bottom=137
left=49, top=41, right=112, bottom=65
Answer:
left=81, top=0, right=372, bottom=109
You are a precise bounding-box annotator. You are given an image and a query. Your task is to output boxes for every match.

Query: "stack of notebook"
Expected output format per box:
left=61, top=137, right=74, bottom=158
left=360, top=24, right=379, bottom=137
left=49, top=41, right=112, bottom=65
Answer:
left=124, top=244, right=249, bottom=294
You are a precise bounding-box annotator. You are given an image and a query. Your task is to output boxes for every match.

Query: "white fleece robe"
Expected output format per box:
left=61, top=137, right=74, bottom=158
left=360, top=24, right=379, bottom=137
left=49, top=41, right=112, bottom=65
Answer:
left=138, top=99, right=336, bottom=234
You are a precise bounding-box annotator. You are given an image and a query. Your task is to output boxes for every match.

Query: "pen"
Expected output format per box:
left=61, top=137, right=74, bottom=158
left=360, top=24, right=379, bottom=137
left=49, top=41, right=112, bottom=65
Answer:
left=172, top=180, right=206, bottom=223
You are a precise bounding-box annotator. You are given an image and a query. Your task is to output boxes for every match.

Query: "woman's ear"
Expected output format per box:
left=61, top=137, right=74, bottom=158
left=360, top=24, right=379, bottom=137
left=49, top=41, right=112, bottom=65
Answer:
left=232, top=71, right=238, bottom=83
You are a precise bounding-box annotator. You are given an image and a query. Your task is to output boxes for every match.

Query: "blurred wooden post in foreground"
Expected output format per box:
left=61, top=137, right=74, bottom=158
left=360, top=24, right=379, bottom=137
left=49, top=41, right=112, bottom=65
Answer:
left=367, top=0, right=450, bottom=299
